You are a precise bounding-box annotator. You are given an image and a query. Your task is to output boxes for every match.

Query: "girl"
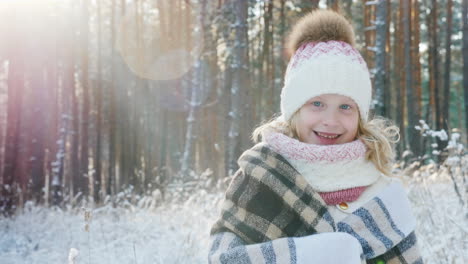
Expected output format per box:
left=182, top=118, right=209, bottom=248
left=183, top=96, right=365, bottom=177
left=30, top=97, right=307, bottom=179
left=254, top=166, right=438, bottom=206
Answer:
left=208, top=9, right=422, bottom=264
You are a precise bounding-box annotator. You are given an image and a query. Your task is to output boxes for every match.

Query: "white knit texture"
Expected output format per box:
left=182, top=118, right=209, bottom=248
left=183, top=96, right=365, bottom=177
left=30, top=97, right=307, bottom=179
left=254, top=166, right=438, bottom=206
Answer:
left=281, top=46, right=372, bottom=121
left=289, top=157, right=381, bottom=192
left=264, top=131, right=380, bottom=192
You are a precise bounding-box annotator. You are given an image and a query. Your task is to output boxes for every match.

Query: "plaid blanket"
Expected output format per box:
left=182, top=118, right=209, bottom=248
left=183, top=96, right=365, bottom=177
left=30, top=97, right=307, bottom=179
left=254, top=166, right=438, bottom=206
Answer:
left=210, top=143, right=422, bottom=263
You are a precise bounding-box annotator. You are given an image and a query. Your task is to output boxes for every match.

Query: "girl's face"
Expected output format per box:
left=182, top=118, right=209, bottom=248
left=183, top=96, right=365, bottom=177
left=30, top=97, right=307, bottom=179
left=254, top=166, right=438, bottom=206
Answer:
left=296, top=94, right=359, bottom=145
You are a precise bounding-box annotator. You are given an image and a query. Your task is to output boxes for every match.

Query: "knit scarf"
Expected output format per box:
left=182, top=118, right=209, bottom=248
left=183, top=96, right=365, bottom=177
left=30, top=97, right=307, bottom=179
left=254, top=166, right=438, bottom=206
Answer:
left=210, top=142, right=419, bottom=261
left=264, top=132, right=381, bottom=204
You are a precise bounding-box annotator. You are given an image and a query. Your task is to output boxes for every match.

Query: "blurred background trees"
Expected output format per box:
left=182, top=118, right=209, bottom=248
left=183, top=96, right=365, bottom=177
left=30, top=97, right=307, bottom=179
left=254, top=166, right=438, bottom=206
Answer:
left=0, top=0, right=466, bottom=211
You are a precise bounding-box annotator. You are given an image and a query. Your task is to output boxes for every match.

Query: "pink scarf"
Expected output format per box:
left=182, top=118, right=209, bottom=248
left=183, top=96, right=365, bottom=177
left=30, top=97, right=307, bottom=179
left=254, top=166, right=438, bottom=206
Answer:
left=264, top=132, right=375, bottom=205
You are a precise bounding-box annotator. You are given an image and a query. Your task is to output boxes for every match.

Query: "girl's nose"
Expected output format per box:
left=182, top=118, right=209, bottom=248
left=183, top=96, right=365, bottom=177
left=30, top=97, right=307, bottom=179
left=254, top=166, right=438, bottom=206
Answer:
left=321, top=109, right=340, bottom=127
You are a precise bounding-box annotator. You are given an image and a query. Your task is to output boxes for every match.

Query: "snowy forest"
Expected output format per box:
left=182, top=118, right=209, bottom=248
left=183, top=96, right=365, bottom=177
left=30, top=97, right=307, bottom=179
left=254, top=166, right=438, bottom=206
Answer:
left=0, top=0, right=467, bottom=263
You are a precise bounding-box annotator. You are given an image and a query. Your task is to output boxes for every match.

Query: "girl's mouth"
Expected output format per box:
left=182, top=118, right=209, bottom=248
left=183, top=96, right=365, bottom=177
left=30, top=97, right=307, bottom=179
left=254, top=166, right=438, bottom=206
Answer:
left=314, top=131, right=341, bottom=144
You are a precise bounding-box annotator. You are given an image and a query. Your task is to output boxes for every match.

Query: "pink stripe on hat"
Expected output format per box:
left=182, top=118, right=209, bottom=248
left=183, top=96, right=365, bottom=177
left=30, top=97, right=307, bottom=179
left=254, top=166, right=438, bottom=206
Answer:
left=288, top=41, right=366, bottom=73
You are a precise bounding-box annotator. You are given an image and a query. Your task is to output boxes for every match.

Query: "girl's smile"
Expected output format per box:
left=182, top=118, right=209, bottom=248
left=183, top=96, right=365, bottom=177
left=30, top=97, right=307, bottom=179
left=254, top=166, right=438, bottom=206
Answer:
left=313, top=131, right=341, bottom=144
left=296, top=94, right=359, bottom=145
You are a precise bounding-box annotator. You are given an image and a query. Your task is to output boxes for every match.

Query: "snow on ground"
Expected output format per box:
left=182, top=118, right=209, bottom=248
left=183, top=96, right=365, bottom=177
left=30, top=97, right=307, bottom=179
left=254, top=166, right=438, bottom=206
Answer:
left=0, top=164, right=466, bottom=264
left=0, top=189, right=224, bottom=264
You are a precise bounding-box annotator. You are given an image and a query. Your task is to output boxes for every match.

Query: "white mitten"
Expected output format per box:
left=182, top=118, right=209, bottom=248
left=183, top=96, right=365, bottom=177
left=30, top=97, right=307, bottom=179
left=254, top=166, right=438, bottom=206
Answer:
left=294, top=232, right=364, bottom=264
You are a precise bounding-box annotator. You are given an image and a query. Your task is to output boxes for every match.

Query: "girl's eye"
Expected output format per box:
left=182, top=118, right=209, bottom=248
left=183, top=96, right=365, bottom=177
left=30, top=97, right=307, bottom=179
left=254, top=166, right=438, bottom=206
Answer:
left=340, top=104, right=351, bottom=110
left=312, top=101, right=322, bottom=107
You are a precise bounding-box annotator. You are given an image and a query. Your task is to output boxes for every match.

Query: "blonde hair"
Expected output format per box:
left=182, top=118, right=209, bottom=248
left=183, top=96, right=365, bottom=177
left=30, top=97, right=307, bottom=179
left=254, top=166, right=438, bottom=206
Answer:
left=252, top=112, right=400, bottom=176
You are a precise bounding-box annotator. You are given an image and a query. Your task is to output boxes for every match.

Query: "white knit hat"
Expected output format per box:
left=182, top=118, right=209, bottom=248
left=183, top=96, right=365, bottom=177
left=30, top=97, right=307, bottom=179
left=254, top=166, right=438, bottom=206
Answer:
left=280, top=10, right=372, bottom=122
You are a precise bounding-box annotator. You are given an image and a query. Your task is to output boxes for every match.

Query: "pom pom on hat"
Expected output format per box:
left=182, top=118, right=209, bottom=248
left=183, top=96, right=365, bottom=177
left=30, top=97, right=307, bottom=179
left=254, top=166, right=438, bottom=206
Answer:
left=286, top=9, right=356, bottom=58
left=280, top=10, right=372, bottom=122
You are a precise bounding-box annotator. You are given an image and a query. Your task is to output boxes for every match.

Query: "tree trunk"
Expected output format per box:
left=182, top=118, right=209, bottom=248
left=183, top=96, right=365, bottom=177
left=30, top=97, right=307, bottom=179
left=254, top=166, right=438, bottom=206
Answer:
left=1, top=55, right=24, bottom=215
left=51, top=112, right=69, bottom=206
left=94, top=0, right=103, bottom=203
left=279, top=0, right=286, bottom=93
left=403, top=0, right=420, bottom=157
left=374, top=0, right=388, bottom=116
left=55, top=6, right=77, bottom=205
left=411, top=0, right=422, bottom=152
left=28, top=64, right=47, bottom=204
left=364, top=1, right=376, bottom=73
left=383, top=0, right=392, bottom=118
left=240, top=2, right=254, bottom=153
left=227, top=0, right=248, bottom=175
left=70, top=3, right=80, bottom=201
left=428, top=0, right=442, bottom=154
left=266, top=0, right=274, bottom=119
left=312, top=0, right=320, bottom=9
left=79, top=0, right=90, bottom=197
left=215, top=1, right=231, bottom=179
left=108, top=0, right=117, bottom=197
left=441, top=0, right=453, bottom=151
left=327, top=0, right=339, bottom=11
left=259, top=1, right=273, bottom=121
left=342, top=0, right=353, bottom=19
left=299, top=0, right=320, bottom=15
left=463, top=0, right=468, bottom=144
left=180, top=62, right=201, bottom=178
left=396, top=0, right=406, bottom=155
